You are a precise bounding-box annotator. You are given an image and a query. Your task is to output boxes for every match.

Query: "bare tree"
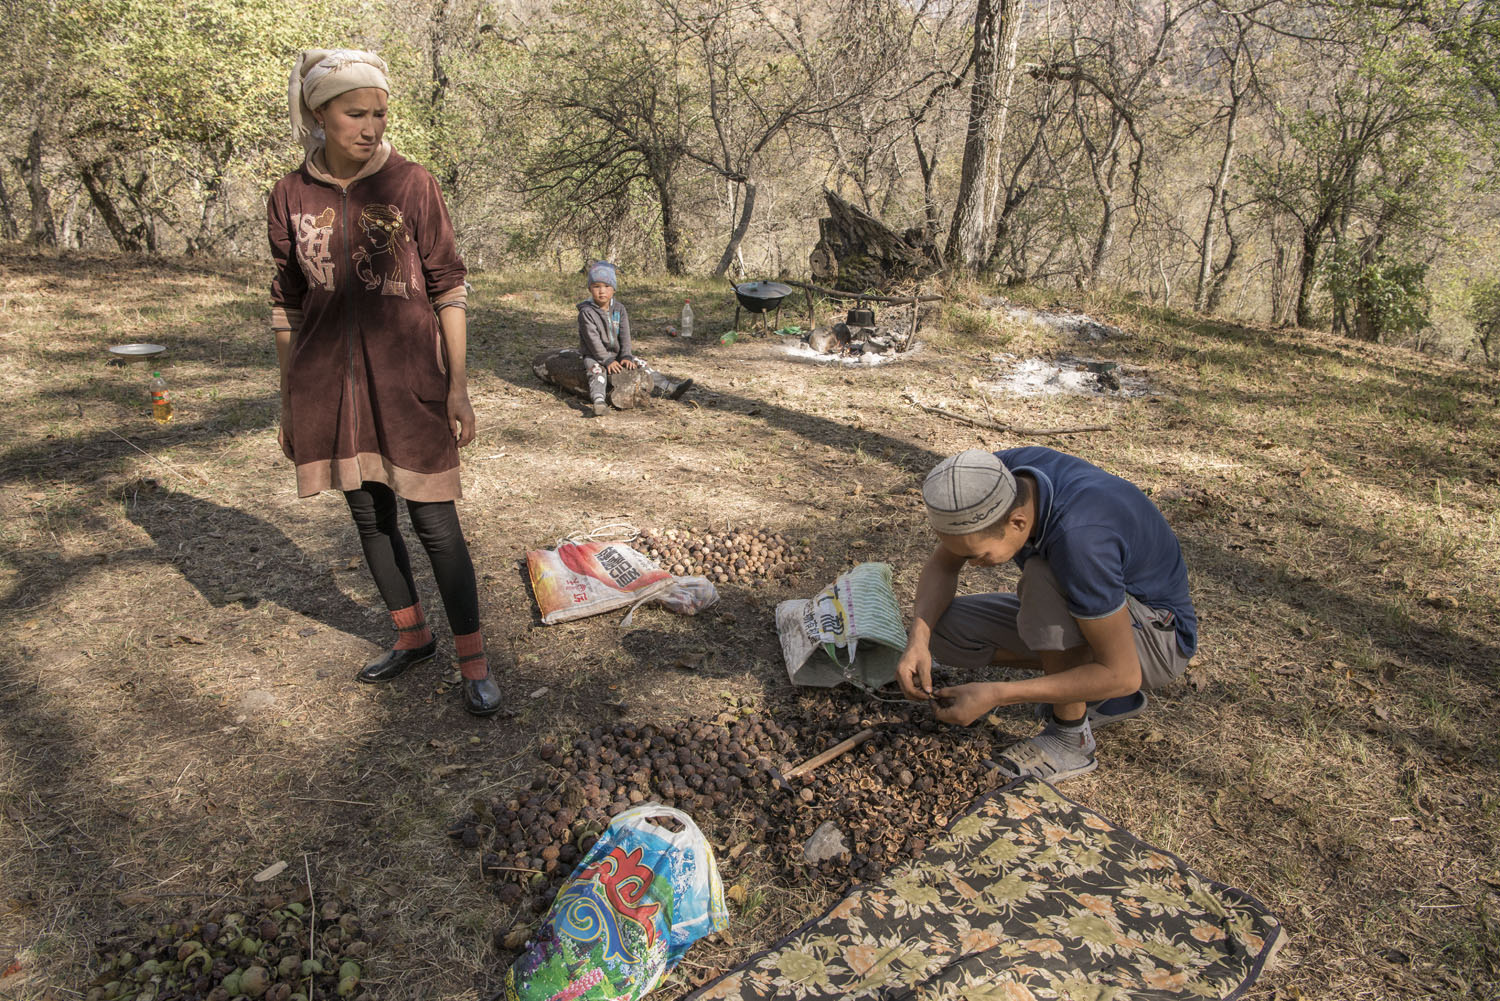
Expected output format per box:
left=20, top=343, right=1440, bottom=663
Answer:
left=1194, top=10, right=1261, bottom=311
left=518, top=5, right=696, bottom=274
left=945, top=0, right=1026, bottom=271
left=1029, top=0, right=1200, bottom=287
left=656, top=0, right=916, bottom=276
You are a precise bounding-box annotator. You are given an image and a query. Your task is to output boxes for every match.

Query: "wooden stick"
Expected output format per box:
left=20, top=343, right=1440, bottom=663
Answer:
left=903, top=394, right=1112, bottom=436
left=303, top=854, right=316, bottom=995
left=785, top=728, right=877, bottom=780
left=780, top=279, right=944, bottom=304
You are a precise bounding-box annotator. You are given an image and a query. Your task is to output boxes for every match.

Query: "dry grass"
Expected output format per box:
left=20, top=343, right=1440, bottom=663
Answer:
left=1, top=250, right=1498, bottom=1001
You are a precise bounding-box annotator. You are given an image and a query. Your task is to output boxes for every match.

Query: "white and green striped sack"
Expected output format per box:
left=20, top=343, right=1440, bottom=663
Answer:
left=774, top=562, right=908, bottom=690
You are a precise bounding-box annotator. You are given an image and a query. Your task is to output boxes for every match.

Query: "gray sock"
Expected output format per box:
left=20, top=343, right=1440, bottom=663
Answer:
left=1035, top=714, right=1096, bottom=760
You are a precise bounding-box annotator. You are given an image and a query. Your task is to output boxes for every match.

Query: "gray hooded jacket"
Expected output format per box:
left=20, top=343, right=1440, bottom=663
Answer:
left=577, top=299, right=634, bottom=364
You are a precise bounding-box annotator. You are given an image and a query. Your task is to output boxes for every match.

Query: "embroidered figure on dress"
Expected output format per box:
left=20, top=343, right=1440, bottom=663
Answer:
left=293, top=207, right=336, bottom=290
left=353, top=203, right=411, bottom=298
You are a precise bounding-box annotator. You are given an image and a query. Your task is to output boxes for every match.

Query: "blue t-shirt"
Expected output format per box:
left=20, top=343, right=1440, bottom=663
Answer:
left=998, top=447, right=1197, bottom=657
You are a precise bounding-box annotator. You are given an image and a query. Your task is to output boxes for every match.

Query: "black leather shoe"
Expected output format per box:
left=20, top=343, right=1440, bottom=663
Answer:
left=356, top=640, right=437, bottom=683
left=462, top=674, right=504, bottom=716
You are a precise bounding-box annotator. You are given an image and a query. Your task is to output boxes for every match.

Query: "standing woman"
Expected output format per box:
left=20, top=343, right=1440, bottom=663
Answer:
left=267, top=48, right=502, bottom=716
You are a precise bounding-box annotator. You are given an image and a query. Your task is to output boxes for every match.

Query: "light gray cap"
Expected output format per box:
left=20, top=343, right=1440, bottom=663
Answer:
left=922, top=449, right=1017, bottom=536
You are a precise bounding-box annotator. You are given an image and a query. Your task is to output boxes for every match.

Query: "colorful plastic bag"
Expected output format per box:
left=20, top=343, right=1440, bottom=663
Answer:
left=505, top=805, right=729, bottom=1001
left=527, top=541, right=676, bottom=624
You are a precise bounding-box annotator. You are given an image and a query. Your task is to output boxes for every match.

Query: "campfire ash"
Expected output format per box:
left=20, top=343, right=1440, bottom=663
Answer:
left=794, top=304, right=920, bottom=365
left=981, top=354, right=1156, bottom=398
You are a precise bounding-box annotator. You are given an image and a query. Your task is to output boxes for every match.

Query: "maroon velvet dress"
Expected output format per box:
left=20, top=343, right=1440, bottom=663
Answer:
left=268, top=145, right=467, bottom=501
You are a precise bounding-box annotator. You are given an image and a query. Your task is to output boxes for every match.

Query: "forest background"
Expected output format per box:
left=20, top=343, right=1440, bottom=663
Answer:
left=2, top=0, right=1498, bottom=356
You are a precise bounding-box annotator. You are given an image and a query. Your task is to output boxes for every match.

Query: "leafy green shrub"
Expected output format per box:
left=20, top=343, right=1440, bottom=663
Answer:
left=1324, top=245, right=1431, bottom=342
left=1467, top=279, right=1500, bottom=366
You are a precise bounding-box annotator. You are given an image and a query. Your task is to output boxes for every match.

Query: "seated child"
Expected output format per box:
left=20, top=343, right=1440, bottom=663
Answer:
left=578, top=261, right=691, bottom=417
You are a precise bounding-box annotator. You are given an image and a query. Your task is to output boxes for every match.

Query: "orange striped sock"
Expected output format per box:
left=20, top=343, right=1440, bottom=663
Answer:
left=454, top=630, right=488, bottom=681
left=391, top=602, right=433, bottom=650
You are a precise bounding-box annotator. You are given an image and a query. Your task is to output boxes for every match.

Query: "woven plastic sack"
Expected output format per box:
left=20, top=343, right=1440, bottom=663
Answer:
left=504, top=805, right=729, bottom=1001
left=527, top=541, right=676, bottom=624
left=774, top=562, right=908, bottom=690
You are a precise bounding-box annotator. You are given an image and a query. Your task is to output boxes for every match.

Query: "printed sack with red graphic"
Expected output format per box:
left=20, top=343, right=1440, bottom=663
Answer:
left=504, top=805, right=729, bottom=1001
left=527, top=541, right=675, bottom=625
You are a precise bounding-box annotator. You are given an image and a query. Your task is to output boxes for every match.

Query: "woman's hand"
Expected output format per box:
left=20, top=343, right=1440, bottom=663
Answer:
left=447, top=387, right=476, bottom=447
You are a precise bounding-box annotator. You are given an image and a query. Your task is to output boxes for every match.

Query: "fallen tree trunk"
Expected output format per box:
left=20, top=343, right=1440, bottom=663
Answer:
left=810, top=189, right=939, bottom=291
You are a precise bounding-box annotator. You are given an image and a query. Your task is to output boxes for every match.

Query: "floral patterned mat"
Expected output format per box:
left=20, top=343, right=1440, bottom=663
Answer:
left=689, top=776, right=1284, bottom=1001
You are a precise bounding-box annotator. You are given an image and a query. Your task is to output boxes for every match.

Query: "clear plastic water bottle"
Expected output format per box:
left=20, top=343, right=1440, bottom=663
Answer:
left=151, top=371, right=173, bottom=424
left=680, top=299, right=694, bottom=339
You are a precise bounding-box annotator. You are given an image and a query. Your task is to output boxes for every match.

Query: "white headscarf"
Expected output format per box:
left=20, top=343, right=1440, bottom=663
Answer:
left=288, top=49, right=390, bottom=152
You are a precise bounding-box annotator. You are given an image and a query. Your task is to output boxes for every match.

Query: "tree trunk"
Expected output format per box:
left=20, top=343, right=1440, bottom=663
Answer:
left=78, top=161, right=142, bottom=253
left=14, top=129, right=56, bottom=246
left=1195, top=99, right=1240, bottom=312
left=980, top=0, right=1026, bottom=250
left=713, top=180, right=756, bottom=278
left=913, top=130, right=941, bottom=250
left=944, top=0, right=1021, bottom=271
left=650, top=164, right=685, bottom=276
left=60, top=189, right=84, bottom=249
left=1087, top=146, right=1122, bottom=286
left=983, top=183, right=1031, bottom=274
left=1203, top=203, right=1238, bottom=314
left=0, top=168, right=20, bottom=242
left=428, top=0, right=460, bottom=190
left=1294, top=227, right=1321, bottom=329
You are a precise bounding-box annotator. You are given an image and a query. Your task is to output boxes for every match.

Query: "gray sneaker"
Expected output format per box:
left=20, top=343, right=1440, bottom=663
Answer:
left=590, top=400, right=607, bottom=418
left=989, top=722, right=1098, bottom=783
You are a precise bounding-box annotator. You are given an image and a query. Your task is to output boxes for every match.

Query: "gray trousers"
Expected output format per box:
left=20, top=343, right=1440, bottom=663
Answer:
left=928, top=559, right=1188, bottom=691
left=582, top=357, right=664, bottom=403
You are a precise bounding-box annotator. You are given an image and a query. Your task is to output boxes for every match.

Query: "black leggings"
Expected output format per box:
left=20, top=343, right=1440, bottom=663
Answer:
left=343, top=482, right=479, bottom=635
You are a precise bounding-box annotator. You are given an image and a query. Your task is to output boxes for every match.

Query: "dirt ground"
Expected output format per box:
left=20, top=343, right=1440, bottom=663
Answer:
left=1, top=252, right=1498, bottom=1001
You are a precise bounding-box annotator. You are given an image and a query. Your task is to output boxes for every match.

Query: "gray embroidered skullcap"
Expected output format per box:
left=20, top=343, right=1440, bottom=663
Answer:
left=923, top=449, right=1017, bottom=535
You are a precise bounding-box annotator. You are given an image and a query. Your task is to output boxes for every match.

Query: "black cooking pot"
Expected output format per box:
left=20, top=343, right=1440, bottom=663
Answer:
left=731, top=280, right=795, bottom=314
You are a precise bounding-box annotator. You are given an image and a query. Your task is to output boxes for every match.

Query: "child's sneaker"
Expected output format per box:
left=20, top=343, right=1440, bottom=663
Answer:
left=590, top=400, right=607, bottom=418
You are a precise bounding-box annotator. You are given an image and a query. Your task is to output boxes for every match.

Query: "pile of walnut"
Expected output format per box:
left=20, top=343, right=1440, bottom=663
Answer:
left=447, top=693, right=1007, bottom=951
left=634, top=527, right=819, bottom=586
left=85, top=893, right=378, bottom=1001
